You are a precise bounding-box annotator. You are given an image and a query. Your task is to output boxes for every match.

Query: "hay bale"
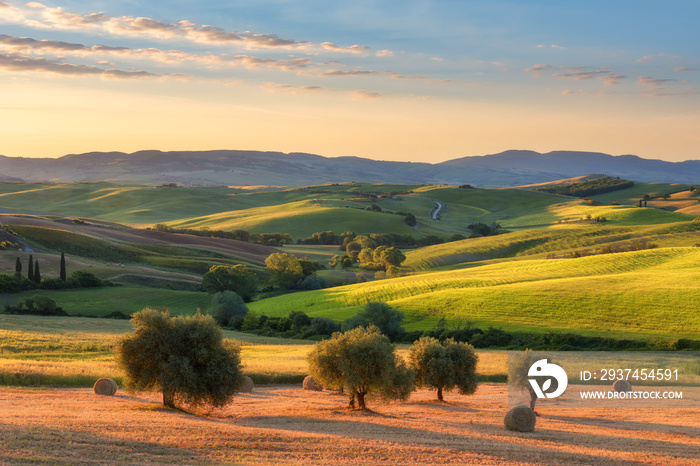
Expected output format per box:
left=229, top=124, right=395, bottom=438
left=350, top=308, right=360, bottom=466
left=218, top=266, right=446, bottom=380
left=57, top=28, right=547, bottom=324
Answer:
left=613, top=380, right=632, bottom=392
left=240, top=376, right=254, bottom=393
left=93, top=378, right=117, bottom=396
left=303, top=376, right=323, bottom=391
left=504, top=405, right=536, bottom=432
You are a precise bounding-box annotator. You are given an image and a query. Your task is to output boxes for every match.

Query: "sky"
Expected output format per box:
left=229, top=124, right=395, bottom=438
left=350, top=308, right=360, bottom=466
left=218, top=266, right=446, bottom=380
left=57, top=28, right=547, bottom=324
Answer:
left=0, top=0, right=699, bottom=163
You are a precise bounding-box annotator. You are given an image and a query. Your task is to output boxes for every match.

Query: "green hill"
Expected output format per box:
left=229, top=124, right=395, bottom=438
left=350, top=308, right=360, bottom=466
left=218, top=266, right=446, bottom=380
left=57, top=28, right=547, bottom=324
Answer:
left=404, top=217, right=700, bottom=270
left=248, top=247, right=700, bottom=340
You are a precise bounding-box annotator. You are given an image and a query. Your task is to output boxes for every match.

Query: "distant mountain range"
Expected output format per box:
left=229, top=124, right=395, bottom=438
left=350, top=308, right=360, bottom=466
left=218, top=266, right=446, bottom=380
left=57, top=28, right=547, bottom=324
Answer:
left=1, top=149, right=699, bottom=187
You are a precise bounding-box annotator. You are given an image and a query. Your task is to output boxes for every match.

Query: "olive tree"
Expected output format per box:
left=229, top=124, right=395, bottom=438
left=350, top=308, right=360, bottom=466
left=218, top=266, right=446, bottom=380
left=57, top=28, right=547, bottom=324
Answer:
left=201, top=264, right=258, bottom=301
left=306, top=325, right=414, bottom=409
left=264, top=252, right=304, bottom=289
left=116, top=308, right=244, bottom=409
left=508, top=349, right=540, bottom=411
left=408, top=336, right=478, bottom=401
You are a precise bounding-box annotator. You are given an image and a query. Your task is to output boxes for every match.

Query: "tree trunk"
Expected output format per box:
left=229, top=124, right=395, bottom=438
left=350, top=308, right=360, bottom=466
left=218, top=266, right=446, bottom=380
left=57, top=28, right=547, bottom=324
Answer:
left=437, top=387, right=444, bottom=402
left=356, top=391, right=366, bottom=410
left=348, top=392, right=355, bottom=409
left=529, top=391, right=537, bottom=412
left=163, top=389, right=176, bottom=408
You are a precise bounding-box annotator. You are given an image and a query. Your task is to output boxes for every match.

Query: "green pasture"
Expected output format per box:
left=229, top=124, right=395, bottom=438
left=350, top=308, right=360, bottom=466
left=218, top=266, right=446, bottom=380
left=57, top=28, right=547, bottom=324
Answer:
left=0, top=182, right=425, bottom=227
left=8, top=224, right=264, bottom=273
left=0, top=287, right=210, bottom=317
left=404, top=219, right=700, bottom=270
left=249, top=247, right=700, bottom=340
left=589, top=181, right=691, bottom=205
left=420, top=186, right=566, bottom=229
left=166, top=199, right=434, bottom=239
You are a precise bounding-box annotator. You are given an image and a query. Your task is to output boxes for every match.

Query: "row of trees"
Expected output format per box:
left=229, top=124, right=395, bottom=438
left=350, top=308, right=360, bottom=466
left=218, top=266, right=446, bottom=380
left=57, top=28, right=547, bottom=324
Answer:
left=330, top=245, right=406, bottom=272
left=533, top=176, right=634, bottom=197
left=307, top=327, right=479, bottom=409
left=13, top=253, right=59, bottom=284
left=1, top=253, right=109, bottom=293
left=152, top=224, right=293, bottom=246
left=117, top=308, right=479, bottom=411
left=200, top=253, right=328, bottom=301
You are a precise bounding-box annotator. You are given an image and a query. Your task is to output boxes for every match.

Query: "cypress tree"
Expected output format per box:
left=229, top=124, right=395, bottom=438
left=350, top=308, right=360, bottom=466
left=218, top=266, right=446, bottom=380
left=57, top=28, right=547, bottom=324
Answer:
left=34, top=260, right=41, bottom=284
left=15, top=257, right=22, bottom=276
left=28, top=255, right=34, bottom=281
left=60, top=252, right=67, bottom=281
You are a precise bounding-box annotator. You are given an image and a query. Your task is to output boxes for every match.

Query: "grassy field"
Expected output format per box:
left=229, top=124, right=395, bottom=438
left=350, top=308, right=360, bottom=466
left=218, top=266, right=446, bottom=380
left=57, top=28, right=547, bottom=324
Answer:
left=166, top=184, right=574, bottom=239
left=1, top=385, right=697, bottom=465
left=588, top=181, right=691, bottom=205
left=2, top=180, right=699, bottom=464
left=0, top=286, right=211, bottom=317
left=2, top=181, right=698, bottom=369
left=249, top=246, right=700, bottom=340
left=0, top=315, right=506, bottom=388
left=403, top=219, right=700, bottom=270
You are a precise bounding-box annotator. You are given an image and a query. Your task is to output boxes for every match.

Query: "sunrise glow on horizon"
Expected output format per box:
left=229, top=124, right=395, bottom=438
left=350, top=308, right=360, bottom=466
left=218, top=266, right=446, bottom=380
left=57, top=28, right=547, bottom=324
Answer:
left=1, top=1, right=698, bottom=163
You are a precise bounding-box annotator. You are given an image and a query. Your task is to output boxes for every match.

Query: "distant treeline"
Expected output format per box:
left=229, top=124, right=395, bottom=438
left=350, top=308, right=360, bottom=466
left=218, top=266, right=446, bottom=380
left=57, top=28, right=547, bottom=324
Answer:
left=152, top=224, right=292, bottom=246
left=296, top=186, right=416, bottom=198
left=533, top=176, right=634, bottom=197
left=151, top=224, right=477, bottom=249
left=221, top=309, right=700, bottom=351
left=398, top=324, right=699, bottom=351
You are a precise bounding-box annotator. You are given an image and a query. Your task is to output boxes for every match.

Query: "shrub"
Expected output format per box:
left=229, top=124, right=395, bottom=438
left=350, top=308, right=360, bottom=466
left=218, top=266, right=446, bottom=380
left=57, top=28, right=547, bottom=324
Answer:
left=306, top=325, right=415, bottom=409
left=341, top=301, right=405, bottom=340
left=307, top=317, right=340, bottom=336
left=295, top=274, right=329, bottom=290
left=116, top=308, right=244, bottom=408
left=71, top=271, right=103, bottom=288
left=3, top=295, right=67, bottom=316
left=471, top=327, right=513, bottom=348
left=0, top=273, right=36, bottom=293
left=408, top=337, right=479, bottom=401
left=209, top=291, right=249, bottom=327
left=40, top=278, right=72, bottom=290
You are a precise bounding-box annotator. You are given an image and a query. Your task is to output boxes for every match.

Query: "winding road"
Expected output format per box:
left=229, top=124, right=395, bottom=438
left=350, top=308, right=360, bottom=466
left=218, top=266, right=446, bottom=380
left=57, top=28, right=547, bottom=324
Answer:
left=431, top=200, right=443, bottom=220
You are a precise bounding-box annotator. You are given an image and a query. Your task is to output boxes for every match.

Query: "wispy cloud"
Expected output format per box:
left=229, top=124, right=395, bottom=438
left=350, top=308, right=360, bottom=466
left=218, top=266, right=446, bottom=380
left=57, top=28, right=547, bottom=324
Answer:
left=3, top=2, right=370, bottom=54
left=259, top=81, right=386, bottom=100
left=636, top=53, right=678, bottom=63
left=0, top=33, right=419, bottom=83
left=313, top=68, right=425, bottom=80
left=673, top=66, right=696, bottom=72
left=523, top=64, right=552, bottom=77
left=526, top=64, right=625, bottom=86
left=636, top=76, right=696, bottom=97
left=0, top=51, right=157, bottom=79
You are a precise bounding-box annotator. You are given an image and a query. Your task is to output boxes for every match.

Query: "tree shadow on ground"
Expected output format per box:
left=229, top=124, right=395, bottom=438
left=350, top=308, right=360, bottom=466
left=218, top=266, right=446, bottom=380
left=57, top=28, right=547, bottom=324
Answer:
left=0, top=421, right=202, bottom=465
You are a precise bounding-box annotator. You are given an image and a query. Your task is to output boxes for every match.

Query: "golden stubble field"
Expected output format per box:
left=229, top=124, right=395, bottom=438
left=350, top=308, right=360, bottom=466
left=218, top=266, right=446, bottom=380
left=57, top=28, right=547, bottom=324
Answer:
left=1, top=384, right=697, bottom=465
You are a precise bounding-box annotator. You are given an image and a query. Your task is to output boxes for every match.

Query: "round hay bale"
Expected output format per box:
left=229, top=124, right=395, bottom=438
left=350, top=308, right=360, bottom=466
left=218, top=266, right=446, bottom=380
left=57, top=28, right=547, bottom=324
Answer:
left=504, top=405, right=536, bottom=432
left=613, top=379, right=632, bottom=392
left=302, top=376, right=323, bottom=391
left=93, top=378, right=117, bottom=396
left=240, top=376, right=254, bottom=393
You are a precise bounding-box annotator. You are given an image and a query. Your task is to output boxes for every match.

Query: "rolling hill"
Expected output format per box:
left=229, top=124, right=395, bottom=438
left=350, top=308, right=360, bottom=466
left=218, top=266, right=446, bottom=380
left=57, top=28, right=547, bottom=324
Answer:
left=3, top=149, right=700, bottom=187
left=2, top=178, right=699, bottom=343
left=248, top=246, right=700, bottom=340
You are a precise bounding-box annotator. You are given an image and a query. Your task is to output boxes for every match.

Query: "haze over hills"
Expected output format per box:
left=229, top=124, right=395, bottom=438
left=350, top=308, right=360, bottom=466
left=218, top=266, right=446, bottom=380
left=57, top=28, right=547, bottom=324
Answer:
left=1, top=149, right=699, bottom=187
